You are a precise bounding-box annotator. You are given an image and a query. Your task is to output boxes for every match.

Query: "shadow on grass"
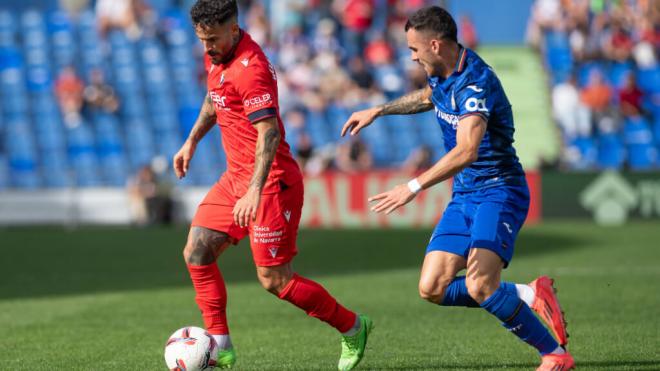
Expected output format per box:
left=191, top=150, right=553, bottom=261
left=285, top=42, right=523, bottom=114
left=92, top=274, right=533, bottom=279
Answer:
left=0, top=225, right=586, bottom=300
left=375, top=359, right=659, bottom=370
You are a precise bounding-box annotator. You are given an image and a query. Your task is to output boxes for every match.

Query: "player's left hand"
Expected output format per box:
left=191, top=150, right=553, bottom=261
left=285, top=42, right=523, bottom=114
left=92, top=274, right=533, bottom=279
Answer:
left=368, top=184, right=417, bottom=214
left=233, top=187, right=261, bottom=228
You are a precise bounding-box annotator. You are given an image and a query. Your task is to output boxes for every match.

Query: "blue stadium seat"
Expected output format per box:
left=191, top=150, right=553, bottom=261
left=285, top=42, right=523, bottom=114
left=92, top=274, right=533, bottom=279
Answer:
left=637, top=66, right=660, bottom=93
left=0, top=155, right=8, bottom=189
left=623, top=116, right=656, bottom=169
left=597, top=133, right=624, bottom=169
left=71, top=151, right=101, bottom=187
left=41, top=150, right=71, bottom=188
left=100, top=153, right=127, bottom=186
left=306, top=109, right=331, bottom=147
left=567, top=137, right=597, bottom=170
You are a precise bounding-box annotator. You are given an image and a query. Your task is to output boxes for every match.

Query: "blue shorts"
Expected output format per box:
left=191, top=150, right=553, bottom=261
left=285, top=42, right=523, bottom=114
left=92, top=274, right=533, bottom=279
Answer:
left=426, top=184, right=530, bottom=267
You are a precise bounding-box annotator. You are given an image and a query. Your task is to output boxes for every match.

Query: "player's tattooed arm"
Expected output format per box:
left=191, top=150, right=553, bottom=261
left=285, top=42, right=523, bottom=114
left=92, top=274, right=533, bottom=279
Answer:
left=341, top=86, right=433, bottom=136
left=249, top=117, right=281, bottom=191
left=233, top=117, right=280, bottom=227
left=376, top=86, right=433, bottom=116
left=187, top=93, right=218, bottom=144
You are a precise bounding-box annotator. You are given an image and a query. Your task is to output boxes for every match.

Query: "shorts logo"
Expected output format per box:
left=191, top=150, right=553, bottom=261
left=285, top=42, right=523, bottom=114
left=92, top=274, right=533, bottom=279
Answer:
left=241, top=58, right=249, bottom=67
left=268, top=246, right=278, bottom=258
left=503, top=222, right=513, bottom=234
left=283, top=210, right=291, bottom=222
left=465, top=97, right=488, bottom=112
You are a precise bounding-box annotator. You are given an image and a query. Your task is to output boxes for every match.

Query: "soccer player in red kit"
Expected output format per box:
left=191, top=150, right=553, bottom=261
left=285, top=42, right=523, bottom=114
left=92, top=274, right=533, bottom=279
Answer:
left=172, top=1, right=372, bottom=369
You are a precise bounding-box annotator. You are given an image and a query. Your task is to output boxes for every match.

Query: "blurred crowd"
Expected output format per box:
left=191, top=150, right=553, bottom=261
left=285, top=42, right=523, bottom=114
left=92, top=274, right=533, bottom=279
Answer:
left=528, top=0, right=660, bottom=170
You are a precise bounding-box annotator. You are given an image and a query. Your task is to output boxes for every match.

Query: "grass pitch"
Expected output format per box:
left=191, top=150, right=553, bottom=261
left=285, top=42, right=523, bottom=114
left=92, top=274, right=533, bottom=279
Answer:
left=0, top=222, right=658, bottom=370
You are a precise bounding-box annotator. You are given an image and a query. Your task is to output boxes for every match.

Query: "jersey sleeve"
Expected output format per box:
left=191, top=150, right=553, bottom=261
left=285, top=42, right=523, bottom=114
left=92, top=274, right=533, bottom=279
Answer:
left=456, top=72, right=496, bottom=123
left=233, top=59, right=279, bottom=124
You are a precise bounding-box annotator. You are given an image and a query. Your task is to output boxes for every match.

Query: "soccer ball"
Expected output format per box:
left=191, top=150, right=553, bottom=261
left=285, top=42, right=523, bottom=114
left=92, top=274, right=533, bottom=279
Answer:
left=164, top=326, right=218, bottom=371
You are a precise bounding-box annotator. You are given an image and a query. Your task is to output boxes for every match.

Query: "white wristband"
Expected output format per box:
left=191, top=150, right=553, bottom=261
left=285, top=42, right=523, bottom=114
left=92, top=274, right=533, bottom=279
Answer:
left=407, top=178, right=422, bottom=194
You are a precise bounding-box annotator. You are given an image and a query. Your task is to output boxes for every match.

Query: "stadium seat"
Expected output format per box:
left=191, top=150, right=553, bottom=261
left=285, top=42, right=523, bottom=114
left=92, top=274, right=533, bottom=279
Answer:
left=597, top=133, right=625, bottom=169
left=637, top=66, right=660, bottom=93
left=624, top=116, right=657, bottom=169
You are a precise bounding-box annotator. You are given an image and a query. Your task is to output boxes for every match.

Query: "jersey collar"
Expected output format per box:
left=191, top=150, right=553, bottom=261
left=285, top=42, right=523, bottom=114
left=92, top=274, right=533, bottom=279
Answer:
left=454, top=45, right=467, bottom=73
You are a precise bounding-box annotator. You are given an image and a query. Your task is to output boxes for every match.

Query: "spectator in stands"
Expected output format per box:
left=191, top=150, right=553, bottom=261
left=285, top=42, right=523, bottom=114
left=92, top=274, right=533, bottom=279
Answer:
left=334, top=0, right=375, bottom=60
left=335, top=137, right=373, bottom=173
left=581, top=70, right=613, bottom=122
left=459, top=15, right=478, bottom=50
left=127, top=163, right=173, bottom=225
left=603, top=20, right=634, bottom=63
left=83, top=69, right=119, bottom=114
left=552, top=75, right=591, bottom=140
left=127, top=165, right=156, bottom=226
left=348, top=56, right=374, bottom=90
left=618, top=72, right=644, bottom=118
left=54, top=66, right=85, bottom=127
left=526, top=0, right=564, bottom=49
left=96, top=0, right=152, bottom=40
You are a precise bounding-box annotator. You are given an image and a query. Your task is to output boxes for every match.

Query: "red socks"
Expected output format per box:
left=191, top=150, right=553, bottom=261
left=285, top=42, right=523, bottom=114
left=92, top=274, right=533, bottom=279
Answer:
left=278, top=273, right=357, bottom=333
left=187, top=263, right=229, bottom=335
left=188, top=266, right=355, bottom=334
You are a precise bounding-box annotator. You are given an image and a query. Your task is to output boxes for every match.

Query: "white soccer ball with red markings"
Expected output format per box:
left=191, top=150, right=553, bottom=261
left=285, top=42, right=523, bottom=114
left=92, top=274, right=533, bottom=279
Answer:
left=164, top=326, right=218, bottom=371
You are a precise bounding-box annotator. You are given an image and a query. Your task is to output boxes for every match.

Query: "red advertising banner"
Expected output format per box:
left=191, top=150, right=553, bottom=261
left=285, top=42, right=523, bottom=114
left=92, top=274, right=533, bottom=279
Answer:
left=300, top=170, right=541, bottom=228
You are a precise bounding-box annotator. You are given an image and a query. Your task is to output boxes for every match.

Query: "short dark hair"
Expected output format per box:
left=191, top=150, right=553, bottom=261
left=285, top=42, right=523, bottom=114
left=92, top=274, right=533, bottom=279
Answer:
left=404, top=6, right=457, bottom=42
left=190, top=0, right=238, bottom=27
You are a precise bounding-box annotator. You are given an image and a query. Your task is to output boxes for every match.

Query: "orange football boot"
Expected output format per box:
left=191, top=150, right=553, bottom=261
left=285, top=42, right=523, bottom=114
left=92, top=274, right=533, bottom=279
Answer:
left=537, top=352, right=575, bottom=371
left=529, top=276, right=569, bottom=346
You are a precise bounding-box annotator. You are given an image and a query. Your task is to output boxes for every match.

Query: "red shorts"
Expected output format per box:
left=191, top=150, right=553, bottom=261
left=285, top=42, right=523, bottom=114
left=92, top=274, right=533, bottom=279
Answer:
left=191, top=177, right=303, bottom=266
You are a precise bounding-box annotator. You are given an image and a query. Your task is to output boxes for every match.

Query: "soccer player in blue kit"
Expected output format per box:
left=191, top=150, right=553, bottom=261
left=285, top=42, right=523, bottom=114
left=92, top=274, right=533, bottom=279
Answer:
left=341, top=6, right=574, bottom=371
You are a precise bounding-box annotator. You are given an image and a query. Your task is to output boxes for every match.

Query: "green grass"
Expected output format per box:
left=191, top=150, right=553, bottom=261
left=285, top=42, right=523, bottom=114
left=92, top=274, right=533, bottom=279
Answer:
left=1, top=222, right=659, bottom=370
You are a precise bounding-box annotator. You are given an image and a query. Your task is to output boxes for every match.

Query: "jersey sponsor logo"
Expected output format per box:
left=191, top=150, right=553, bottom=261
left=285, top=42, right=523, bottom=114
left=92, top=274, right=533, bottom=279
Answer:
left=244, top=93, right=272, bottom=109
left=241, top=58, right=249, bottom=67
left=209, top=91, right=229, bottom=110
left=467, top=85, right=483, bottom=92
left=465, top=97, right=488, bottom=112
left=435, top=108, right=460, bottom=129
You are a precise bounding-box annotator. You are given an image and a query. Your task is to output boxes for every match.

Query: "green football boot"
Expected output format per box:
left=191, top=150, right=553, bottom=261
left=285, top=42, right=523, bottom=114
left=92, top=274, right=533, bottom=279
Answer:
left=215, top=347, right=236, bottom=369
left=338, top=314, right=373, bottom=371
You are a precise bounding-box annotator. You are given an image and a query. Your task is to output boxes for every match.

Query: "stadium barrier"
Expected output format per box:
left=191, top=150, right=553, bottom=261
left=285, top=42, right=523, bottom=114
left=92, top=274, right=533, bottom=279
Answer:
left=542, top=170, right=660, bottom=225
left=0, top=171, right=541, bottom=227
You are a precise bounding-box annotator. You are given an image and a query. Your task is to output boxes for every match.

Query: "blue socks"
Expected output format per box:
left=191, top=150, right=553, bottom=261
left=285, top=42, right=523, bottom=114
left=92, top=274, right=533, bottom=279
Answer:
left=441, top=276, right=516, bottom=307
left=480, top=287, right=558, bottom=355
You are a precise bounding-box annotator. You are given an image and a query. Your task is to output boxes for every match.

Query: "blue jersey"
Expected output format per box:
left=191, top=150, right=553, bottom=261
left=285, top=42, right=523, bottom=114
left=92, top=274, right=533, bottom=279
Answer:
left=428, top=47, right=525, bottom=192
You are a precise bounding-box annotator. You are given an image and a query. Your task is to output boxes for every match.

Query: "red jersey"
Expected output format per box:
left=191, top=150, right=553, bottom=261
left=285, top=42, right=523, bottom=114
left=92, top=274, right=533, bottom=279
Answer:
left=204, top=31, right=302, bottom=195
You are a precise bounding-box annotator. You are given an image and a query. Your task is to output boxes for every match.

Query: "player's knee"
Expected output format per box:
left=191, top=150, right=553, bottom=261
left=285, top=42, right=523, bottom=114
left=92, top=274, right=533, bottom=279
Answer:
left=465, top=277, right=498, bottom=304
left=183, top=227, right=228, bottom=265
left=257, top=268, right=291, bottom=295
left=183, top=240, right=215, bottom=265
left=418, top=276, right=452, bottom=304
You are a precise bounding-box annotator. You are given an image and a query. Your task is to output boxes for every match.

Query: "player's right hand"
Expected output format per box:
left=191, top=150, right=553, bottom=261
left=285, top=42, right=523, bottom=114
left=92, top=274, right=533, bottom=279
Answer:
left=340, top=107, right=380, bottom=137
left=173, top=140, right=197, bottom=179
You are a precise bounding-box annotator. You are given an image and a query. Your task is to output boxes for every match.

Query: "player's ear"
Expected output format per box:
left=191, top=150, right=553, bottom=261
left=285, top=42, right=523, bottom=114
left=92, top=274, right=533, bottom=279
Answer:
left=230, top=21, right=240, bottom=36
left=430, top=39, right=441, bottom=54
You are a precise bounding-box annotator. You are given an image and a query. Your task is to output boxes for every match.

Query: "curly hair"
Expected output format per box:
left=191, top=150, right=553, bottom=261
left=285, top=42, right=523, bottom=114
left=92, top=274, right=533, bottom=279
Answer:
left=405, top=6, right=457, bottom=42
left=190, top=0, right=238, bottom=27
